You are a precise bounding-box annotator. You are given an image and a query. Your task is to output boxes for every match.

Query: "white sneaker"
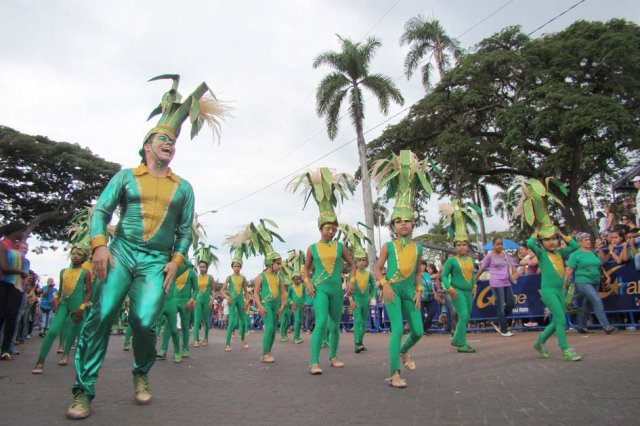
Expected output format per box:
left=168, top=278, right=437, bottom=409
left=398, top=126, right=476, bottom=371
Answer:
left=500, top=331, right=514, bottom=337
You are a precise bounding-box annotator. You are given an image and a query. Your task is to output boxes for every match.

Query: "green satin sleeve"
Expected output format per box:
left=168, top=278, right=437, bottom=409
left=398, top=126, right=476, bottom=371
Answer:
left=172, top=181, right=195, bottom=258
left=90, top=170, right=126, bottom=244
left=441, top=257, right=453, bottom=290
left=188, top=269, right=198, bottom=298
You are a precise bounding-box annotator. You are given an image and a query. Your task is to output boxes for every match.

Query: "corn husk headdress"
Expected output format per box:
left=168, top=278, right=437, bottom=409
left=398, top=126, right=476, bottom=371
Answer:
left=223, top=219, right=285, bottom=267
left=287, top=168, right=355, bottom=228
left=66, top=207, right=116, bottom=259
left=371, top=150, right=439, bottom=222
left=508, top=177, right=567, bottom=239
left=140, top=74, right=232, bottom=159
left=282, top=249, right=306, bottom=284
left=439, top=199, right=481, bottom=243
left=337, top=222, right=372, bottom=260
left=193, top=242, right=219, bottom=269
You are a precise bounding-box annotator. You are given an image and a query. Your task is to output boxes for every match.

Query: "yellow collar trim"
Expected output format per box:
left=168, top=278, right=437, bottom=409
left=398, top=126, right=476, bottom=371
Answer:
left=133, top=163, right=180, bottom=183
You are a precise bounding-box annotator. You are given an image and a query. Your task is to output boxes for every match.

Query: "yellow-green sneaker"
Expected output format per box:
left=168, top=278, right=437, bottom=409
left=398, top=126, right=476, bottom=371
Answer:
left=457, top=344, right=476, bottom=353
left=67, top=391, right=91, bottom=420
left=562, top=348, right=582, bottom=362
left=133, top=374, right=152, bottom=405
left=181, top=348, right=190, bottom=358
left=534, top=342, right=549, bottom=358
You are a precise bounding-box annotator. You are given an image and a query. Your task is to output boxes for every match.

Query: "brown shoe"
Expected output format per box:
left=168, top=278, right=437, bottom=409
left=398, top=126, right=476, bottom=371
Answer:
left=385, top=374, right=407, bottom=389
left=32, top=360, right=45, bottom=374
left=133, top=374, right=152, bottom=405
left=260, top=354, right=275, bottom=363
left=309, top=364, right=322, bottom=375
left=56, top=345, right=64, bottom=354
left=329, top=358, right=344, bottom=368
left=400, top=353, right=416, bottom=371
left=59, top=354, right=69, bottom=366
left=67, top=391, right=91, bottom=419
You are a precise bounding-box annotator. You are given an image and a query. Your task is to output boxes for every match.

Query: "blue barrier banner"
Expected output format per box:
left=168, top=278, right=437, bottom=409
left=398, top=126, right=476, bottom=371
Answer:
left=473, top=260, right=640, bottom=320
left=600, top=260, right=640, bottom=312
left=473, top=275, right=545, bottom=319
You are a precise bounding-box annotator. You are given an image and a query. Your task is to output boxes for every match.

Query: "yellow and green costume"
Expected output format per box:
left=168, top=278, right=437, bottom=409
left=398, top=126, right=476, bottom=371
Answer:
left=372, top=150, right=439, bottom=378
left=224, top=273, right=248, bottom=345
left=71, top=74, right=228, bottom=403
left=193, top=273, right=213, bottom=343
left=37, top=265, right=88, bottom=362
left=350, top=267, right=374, bottom=351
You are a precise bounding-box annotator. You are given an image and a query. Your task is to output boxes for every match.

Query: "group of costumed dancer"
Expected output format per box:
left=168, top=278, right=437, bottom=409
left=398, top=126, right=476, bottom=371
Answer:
left=22, top=76, right=586, bottom=419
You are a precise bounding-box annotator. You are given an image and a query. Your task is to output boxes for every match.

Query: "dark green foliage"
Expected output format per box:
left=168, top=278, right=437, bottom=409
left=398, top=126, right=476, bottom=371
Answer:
left=0, top=126, right=120, bottom=244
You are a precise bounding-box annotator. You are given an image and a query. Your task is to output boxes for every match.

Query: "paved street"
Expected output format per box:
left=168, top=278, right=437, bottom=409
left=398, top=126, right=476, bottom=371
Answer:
left=1, top=328, right=639, bottom=425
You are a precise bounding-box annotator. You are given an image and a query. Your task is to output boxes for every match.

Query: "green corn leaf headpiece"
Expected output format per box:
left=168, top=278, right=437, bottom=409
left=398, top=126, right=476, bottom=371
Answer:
left=140, top=74, right=231, bottom=159
left=510, top=177, right=566, bottom=239
left=193, top=242, right=219, bottom=269
left=439, top=199, right=481, bottom=243
left=223, top=219, right=285, bottom=267
left=282, top=249, right=306, bottom=283
left=371, top=150, right=439, bottom=222
left=337, top=222, right=372, bottom=260
left=287, top=168, right=355, bottom=228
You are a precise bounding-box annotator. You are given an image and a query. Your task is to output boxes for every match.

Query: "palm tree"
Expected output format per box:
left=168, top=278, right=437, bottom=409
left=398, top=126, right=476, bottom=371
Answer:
left=400, top=15, right=462, bottom=89
left=493, top=187, right=514, bottom=226
left=372, top=199, right=389, bottom=252
left=313, top=35, right=404, bottom=266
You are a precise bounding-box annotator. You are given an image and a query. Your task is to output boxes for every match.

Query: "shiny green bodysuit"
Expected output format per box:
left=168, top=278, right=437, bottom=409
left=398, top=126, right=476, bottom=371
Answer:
left=309, top=241, right=344, bottom=365
left=384, top=240, right=424, bottom=375
left=225, top=274, right=248, bottom=345
left=73, top=164, right=194, bottom=399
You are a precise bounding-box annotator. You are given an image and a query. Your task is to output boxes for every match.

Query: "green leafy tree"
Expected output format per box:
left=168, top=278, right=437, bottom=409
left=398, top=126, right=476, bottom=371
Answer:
left=0, top=126, right=120, bottom=245
left=400, top=15, right=462, bottom=89
left=313, top=35, right=404, bottom=265
left=369, top=20, right=640, bottom=231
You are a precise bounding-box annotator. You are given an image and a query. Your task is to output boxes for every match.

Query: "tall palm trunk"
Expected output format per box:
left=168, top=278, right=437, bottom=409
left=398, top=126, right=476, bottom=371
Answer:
left=355, top=117, right=377, bottom=266
left=475, top=185, right=487, bottom=245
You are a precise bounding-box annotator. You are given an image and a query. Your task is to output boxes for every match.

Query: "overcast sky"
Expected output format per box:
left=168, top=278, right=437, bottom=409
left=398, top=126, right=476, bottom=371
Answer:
left=2, top=0, right=638, bottom=283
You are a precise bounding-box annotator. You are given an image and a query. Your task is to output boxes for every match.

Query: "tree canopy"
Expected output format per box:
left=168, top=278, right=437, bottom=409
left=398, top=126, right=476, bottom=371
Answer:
left=368, top=19, right=640, bottom=231
left=0, top=126, right=120, bottom=245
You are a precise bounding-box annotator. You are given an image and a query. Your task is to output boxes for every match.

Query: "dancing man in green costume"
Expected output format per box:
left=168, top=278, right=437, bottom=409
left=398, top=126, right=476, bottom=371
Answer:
left=220, top=249, right=249, bottom=351
left=66, top=75, right=228, bottom=420
left=289, top=168, right=357, bottom=375
left=32, top=247, right=92, bottom=374
left=440, top=200, right=482, bottom=354
left=511, top=177, right=582, bottom=361
left=372, top=150, right=437, bottom=388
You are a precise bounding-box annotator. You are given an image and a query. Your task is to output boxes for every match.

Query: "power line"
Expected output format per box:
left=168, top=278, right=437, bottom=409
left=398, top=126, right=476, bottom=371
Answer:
left=527, top=0, right=586, bottom=36
left=457, top=0, right=518, bottom=39
left=214, top=105, right=412, bottom=211
left=211, top=1, right=403, bottom=207
left=210, top=0, right=523, bottom=212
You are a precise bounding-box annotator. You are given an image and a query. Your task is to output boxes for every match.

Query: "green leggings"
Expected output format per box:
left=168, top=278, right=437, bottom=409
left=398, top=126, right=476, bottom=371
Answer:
left=159, top=302, right=180, bottom=355
left=193, top=298, right=210, bottom=342
left=279, top=305, right=291, bottom=339
left=261, top=299, right=279, bottom=355
left=352, top=297, right=370, bottom=347
left=310, top=285, right=342, bottom=364
left=537, top=288, right=569, bottom=350
left=38, top=305, right=80, bottom=359
left=291, top=304, right=303, bottom=341
left=386, top=280, right=423, bottom=375
left=225, top=296, right=247, bottom=345
left=124, top=323, right=132, bottom=347
left=451, top=289, right=472, bottom=347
